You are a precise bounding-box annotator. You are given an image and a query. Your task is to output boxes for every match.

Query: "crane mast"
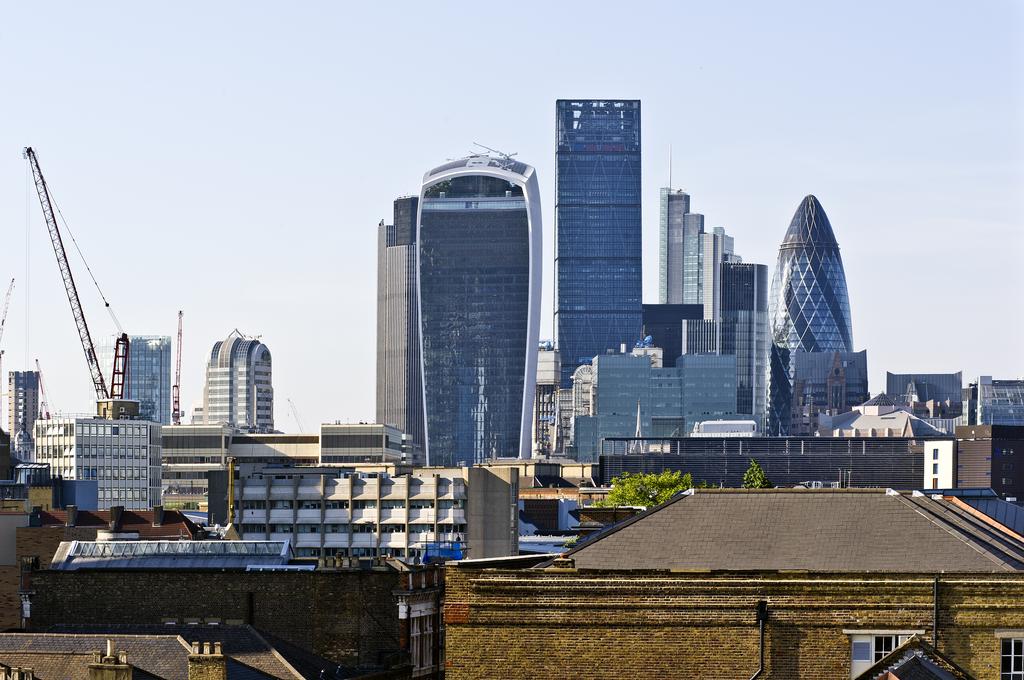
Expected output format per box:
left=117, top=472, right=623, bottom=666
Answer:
left=23, top=147, right=112, bottom=401
left=35, top=359, right=51, bottom=420
left=172, top=310, right=183, bottom=425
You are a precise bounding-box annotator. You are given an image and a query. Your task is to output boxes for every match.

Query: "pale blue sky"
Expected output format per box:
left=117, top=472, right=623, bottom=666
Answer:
left=1, top=1, right=1021, bottom=430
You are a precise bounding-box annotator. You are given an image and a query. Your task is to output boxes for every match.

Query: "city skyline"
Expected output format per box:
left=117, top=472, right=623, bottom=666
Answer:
left=0, top=2, right=1021, bottom=431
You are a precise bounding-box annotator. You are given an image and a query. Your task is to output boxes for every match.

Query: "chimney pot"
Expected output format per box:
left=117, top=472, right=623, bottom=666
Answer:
left=203, top=642, right=211, bottom=655
left=106, top=639, right=114, bottom=659
left=213, top=642, right=222, bottom=655
left=192, top=641, right=200, bottom=654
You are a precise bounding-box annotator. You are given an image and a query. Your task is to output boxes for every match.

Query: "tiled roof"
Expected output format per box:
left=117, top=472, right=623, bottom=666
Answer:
left=563, top=489, right=1024, bottom=572
left=33, top=509, right=199, bottom=539
left=17, top=625, right=338, bottom=679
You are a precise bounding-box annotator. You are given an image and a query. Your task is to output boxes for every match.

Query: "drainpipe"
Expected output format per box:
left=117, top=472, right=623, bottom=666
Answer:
left=933, top=577, right=939, bottom=646
left=749, top=600, right=769, bottom=680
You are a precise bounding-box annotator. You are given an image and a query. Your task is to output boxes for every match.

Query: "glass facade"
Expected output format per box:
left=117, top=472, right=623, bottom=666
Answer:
left=98, top=335, right=172, bottom=424
left=641, top=304, right=703, bottom=367
left=572, top=351, right=736, bottom=461
left=964, top=377, right=1024, bottom=426
left=768, top=195, right=854, bottom=435
left=720, top=263, right=769, bottom=425
left=555, top=99, right=642, bottom=387
left=419, top=167, right=534, bottom=466
left=7, top=371, right=40, bottom=458
left=886, top=371, right=962, bottom=405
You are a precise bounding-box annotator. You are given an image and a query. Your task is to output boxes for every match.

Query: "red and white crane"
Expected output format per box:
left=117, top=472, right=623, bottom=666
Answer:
left=23, top=147, right=128, bottom=401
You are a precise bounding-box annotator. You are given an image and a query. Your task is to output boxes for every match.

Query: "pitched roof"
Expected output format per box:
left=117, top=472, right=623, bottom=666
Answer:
left=852, top=634, right=974, bottom=679
left=562, top=489, right=1024, bottom=572
left=32, top=509, right=199, bottom=539
left=49, top=540, right=291, bottom=570
left=862, top=393, right=901, bottom=407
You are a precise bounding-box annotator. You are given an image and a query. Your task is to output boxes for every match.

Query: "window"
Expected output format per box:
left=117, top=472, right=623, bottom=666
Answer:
left=932, top=463, right=939, bottom=475
left=932, top=449, right=939, bottom=460
left=873, top=635, right=896, bottom=661
left=1004, top=639, right=1024, bottom=679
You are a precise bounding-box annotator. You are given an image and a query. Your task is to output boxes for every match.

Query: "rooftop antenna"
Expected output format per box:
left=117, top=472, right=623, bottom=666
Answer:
left=471, top=142, right=517, bottom=160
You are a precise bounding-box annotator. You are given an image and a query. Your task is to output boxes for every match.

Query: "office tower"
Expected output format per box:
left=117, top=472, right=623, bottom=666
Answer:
left=789, top=350, right=869, bottom=436
left=555, top=99, right=642, bottom=387
left=8, top=371, right=40, bottom=459
left=418, top=155, right=542, bottom=466
left=571, top=348, right=736, bottom=461
left=719, top=262, right=769, bottom=424
left=963, top=377, right=1024, bottom=426
left=97, top=335, right=172, bottom=424
left=33, top=416, right=161, bottom=510
left=199, top=330, right=273, bottom=433
left=658, top=188, right=737, bottom=319
left=532, top=343, right=559, bottom=457
left=767, top=195, right=854, bottom=435
left=376, top=196, right=425, bottom=456
left=641, top=304, right=703, bottom=367
left=886, top=371, right=963, bottom=421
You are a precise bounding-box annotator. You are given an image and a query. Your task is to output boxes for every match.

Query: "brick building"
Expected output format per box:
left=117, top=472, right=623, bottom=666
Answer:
left=22, top=549, right=443, bottom=678
left=956, top=425, right=1024, bottom=502
left=0, top=506, right=199, bottom=630
left=444, top=489, right=1024, bottom=679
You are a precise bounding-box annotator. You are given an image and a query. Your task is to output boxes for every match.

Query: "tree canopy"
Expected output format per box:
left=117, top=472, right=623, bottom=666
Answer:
left=596, top=470, right=693, bottom=508
left=741, top=458, right=773, bottom=489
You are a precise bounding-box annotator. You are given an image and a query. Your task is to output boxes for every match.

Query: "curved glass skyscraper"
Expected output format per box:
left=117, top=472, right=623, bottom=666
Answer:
left=767, top=195, right=853, bottom=434
left=418, top=156, right=542, bottom=466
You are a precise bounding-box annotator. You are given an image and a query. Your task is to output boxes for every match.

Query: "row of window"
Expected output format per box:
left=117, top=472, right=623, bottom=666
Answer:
left=241, top=499, right=465, bottom=510
left=241, top=523, right=467, bottom=535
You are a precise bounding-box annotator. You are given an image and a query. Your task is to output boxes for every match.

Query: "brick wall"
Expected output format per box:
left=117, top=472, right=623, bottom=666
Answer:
left=27, top=568, right=406, bottom=668
left=443, top=567, right=1024, bottom=679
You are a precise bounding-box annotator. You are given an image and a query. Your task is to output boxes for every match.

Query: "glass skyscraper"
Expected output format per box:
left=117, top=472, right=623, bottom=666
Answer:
left=555, top=99, right=642, bottom=387
left=767, top=195, right=854, bottom=435
left=720, top=262, right=769, bottom=424
left=418, top=156, right=542, bottom=466
left=98, top=335, right=172, bottom=424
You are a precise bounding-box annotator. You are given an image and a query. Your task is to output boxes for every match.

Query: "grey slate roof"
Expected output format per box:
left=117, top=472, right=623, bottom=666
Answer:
left=563, top=489, right=1024, bottom=572
left=0, top=626, right=333, bottom=680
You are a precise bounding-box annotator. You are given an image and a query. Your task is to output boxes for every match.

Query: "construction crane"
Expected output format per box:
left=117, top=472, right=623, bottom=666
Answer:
left=23, top=147, right=128, bottom=401
left=172, top=310, right=183, bottom=425
left=35, top=359, right=51, bottom=420
left=287, top=398, right=306, bottom=433
left=0, top=278, right=13, bottom=401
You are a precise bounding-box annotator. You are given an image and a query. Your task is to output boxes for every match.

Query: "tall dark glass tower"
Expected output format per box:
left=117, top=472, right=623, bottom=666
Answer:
left=418, top=156, right=542, bottom=466
left=767, top=195, right=854, bottom=435
left=555, top=99, right=642, bottom=387
left=721, top=262, right=769, bottom=425
left=376, top=196, right=424, bottom=458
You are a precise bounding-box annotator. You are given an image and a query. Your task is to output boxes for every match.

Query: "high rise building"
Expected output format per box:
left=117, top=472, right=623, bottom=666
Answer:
left=641, top=304, right=703, bottom=367
left=571, top=348, right=737, bottom=461
left=658, top=188, right=737, bottom=319
left=8, top=371, right=40, bottom=459
left=376, top=195, right=425, bottom=457
left=719, top=262, right=769, bottom=424
left=199, top=331, right=273, bottom=433
left=98, top=335, right=172, bottom=424
left=418, top=156, right=542, bottom=466
left=532, top=343, right=559, bottom=457
left=767, top=195, right=854, bottom=435
left=33, top=416, right=162, bottom=510
left=963, top=377, right=1024, bottom=426
left=555, top=99, right=642, bottom=387
left=790, top=350, right=869, bottom=436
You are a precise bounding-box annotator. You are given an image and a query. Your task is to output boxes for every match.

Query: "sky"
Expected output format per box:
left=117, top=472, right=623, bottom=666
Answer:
left=0, top=1, right=1021, bottom=432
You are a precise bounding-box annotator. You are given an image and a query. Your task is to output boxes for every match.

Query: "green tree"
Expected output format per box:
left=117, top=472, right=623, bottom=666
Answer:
left=742, top=458, right=772, bottom=489
left=597, top=470, right=693, bottom=508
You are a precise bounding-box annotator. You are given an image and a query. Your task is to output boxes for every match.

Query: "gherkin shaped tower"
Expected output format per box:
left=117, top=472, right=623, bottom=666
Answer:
left=767, top=195, right=853, bottom=435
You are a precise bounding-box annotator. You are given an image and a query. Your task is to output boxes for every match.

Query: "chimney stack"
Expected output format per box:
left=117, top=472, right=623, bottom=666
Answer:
left=65, top=505, right=78, bottom=528
left=87, top=641, right=130, bottom=680
left=188, top=641, right=226, bottom=680
left=109, top=506, right=124, bottom=532
left=152, top=505, right=164, bottom=527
